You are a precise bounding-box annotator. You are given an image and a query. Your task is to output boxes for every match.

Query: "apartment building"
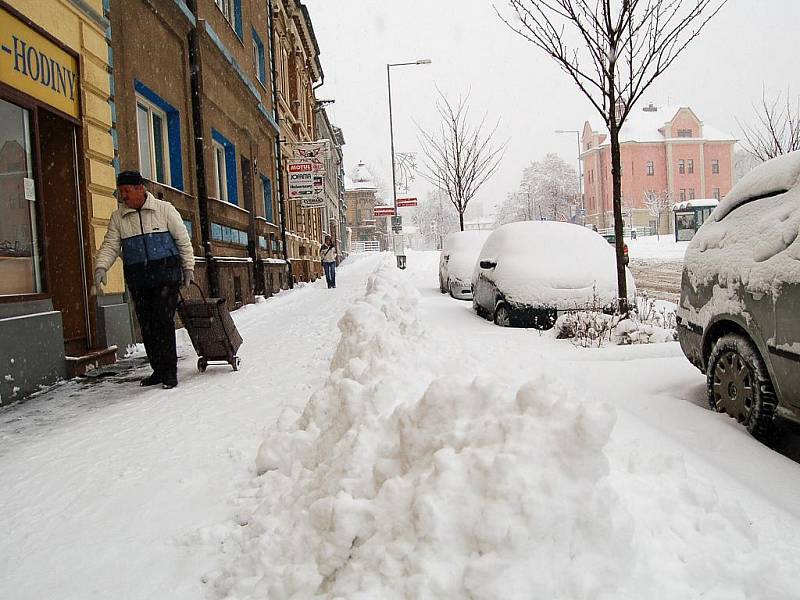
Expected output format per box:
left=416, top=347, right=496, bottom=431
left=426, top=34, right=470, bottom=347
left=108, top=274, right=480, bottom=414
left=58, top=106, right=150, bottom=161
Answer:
left=581, top=103, right=736, bottom=233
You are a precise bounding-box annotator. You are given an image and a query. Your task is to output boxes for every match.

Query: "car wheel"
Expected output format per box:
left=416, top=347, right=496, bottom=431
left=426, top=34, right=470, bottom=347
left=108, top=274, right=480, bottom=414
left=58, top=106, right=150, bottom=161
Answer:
left=494, top=303, right=511, bottom=327
left=707, top=333, right=778, bottom=441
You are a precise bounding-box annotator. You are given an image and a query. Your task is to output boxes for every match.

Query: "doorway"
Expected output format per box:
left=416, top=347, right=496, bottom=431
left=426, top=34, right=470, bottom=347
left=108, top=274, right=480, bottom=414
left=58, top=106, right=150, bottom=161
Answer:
left=37, top=108, right=91, bottom=356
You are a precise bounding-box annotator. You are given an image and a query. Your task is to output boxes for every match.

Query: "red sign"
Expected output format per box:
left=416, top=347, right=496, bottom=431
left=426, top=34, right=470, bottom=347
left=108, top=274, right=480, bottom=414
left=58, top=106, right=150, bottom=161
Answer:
left=396, top=197, right=418, bottom=207
left=288, top=162, right=313, bottom=173
left=373, top=206, right=395, bottom=216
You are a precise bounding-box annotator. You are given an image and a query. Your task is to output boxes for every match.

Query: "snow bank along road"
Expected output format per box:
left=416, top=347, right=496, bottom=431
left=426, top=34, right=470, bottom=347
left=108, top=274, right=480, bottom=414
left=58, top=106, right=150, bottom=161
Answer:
left=2, top=251, right=800, bottom=599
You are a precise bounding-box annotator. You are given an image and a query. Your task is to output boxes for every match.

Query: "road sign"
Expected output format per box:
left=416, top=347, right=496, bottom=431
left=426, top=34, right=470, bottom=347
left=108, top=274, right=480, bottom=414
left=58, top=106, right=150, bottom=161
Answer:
left=391, top=215, right=403, bottom=233
left=374, top=206, right=395, bottom=217
left=559, top=213, right=568, bottom=222
left=579, top=207, right=586, bottom=217
left=396, top=197, right=418, bottom=207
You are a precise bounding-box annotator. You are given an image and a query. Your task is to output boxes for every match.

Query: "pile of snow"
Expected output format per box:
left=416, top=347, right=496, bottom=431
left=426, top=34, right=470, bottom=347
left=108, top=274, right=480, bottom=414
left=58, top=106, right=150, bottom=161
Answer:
left=442, top=230, right=491, bottom=286
left=611, top=318, right=677, bottom=344
left=203, top=260, right=795, bottom=599
left=473, top=221, right=635, bottom=309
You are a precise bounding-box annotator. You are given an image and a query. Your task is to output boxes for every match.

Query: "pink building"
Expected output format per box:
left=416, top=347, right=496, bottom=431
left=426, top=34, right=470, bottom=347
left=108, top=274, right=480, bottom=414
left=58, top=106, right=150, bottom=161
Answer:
left=581, top=103, right=736, bottom=233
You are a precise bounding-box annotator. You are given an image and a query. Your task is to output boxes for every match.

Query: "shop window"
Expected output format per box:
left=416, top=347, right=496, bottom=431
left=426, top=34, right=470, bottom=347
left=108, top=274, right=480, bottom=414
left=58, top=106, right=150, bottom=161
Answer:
left=260, top=174, right=274, bottom=222
left=211, top=129, right=237, bottom=205
left=134, top=81, right=183, bottom=190
left=211, top=222, right=248, bottom=247
left=0, top=99, right=42, bottom=296
left=252, top=30, right=266, bottom=85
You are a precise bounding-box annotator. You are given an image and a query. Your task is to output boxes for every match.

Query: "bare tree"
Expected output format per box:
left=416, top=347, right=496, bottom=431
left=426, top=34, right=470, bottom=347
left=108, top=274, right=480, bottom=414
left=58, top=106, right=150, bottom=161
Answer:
left=497, top=0, right=727, bottom=312
left=643, top=189, right=674, bottom=239
left=412, top=189, right=460, bottom=250
left=738, top=88, right=800, bottom=162
left=417, top=90, right=507, bottom=231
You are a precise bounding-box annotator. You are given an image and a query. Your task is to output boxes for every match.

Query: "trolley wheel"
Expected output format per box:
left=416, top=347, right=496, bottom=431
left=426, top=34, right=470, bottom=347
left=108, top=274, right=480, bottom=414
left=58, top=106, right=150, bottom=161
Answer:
left=197, top=357, right=208, bottom=372
left=232, top=356, right=241, bottom=371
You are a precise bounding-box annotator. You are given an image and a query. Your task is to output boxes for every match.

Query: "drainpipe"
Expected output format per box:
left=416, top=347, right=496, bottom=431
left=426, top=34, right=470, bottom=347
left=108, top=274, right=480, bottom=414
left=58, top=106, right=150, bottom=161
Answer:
left=268, top=0, right=293, bottom=287
left=187, top=1, right=219, bottom=296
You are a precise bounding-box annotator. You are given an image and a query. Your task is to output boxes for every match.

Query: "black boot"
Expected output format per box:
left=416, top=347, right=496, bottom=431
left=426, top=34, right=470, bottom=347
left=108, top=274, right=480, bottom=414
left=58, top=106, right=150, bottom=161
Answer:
left=140, top=373, right=163, bottom=387
left=161, top=374, right=178, bottom=389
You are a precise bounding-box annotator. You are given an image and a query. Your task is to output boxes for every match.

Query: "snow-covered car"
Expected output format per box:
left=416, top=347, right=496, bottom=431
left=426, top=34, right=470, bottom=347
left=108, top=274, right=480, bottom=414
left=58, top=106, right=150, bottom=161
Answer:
left=439, top=230, right=492, bottom=299
left=472, top=221, right=636, bottom=328
left=677, top=150, right=800, bottom=440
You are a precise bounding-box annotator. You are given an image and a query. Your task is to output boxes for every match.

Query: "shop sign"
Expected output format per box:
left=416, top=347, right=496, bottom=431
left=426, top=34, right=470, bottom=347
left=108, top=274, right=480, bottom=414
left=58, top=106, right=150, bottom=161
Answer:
left=0, top=8, right=80, bottom=118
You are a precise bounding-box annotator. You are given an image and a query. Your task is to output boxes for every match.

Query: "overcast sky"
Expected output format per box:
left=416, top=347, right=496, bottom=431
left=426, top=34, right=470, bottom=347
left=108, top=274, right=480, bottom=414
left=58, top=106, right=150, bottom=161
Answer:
left=304, top=0, right=800, bottom=215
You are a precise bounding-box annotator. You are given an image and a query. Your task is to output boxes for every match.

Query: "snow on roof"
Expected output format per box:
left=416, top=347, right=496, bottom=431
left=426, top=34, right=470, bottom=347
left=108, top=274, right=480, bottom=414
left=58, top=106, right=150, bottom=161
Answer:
left=672, top=199, right=719, bottom=212
left=347, top=161, right=377, bottom=191
left=595, top=104, right=735, bottom=146
left=473, top=221, right=635, bottom=307
left=715, top=150, right=800, bottom=220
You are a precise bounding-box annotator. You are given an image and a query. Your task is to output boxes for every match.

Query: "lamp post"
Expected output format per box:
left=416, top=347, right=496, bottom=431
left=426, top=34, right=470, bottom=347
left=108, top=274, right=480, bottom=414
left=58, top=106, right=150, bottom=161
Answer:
left=387, top=58, right=431, bottom=268
left=555, top=129, right=584, bottom=225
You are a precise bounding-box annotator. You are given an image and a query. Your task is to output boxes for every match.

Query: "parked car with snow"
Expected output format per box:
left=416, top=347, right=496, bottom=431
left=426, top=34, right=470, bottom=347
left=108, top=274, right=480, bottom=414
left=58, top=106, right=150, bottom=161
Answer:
left=439, top=230, right=492, bottom=299
left=677, top=150, right=800, bottom=440
left=472, top=221, right=636, bottom=328
left=601, top=232, right=629, bottom=265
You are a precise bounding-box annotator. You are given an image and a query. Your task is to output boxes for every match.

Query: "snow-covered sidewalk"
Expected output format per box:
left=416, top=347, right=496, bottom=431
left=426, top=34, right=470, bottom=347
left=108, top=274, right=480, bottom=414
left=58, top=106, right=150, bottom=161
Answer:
left=0, top=253, right=386, bottom=600
left=2, top=250, right=800, bottom=599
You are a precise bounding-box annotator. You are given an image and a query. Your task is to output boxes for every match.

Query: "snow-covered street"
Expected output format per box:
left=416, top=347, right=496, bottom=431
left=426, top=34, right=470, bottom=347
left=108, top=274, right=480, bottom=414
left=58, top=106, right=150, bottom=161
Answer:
left=3, top=251, right=800, bottom=599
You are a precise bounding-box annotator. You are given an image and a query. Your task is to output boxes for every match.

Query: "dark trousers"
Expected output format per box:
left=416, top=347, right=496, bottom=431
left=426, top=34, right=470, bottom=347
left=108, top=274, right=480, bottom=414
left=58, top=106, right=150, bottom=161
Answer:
left=323, top=261, right=336, bottom=288
left=130, top=283, right=180, bottom=379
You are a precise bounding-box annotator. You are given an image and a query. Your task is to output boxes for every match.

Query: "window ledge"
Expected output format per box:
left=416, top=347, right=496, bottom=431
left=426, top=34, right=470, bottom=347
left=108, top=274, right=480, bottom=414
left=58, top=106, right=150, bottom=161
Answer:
left=209, top=197, right=251, bottom=215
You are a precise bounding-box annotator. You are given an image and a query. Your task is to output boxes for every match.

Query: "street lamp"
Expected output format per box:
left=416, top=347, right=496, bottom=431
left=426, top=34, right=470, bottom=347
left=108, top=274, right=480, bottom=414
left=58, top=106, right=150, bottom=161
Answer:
left=388, top=58, right=431, bottom=268
left=555, top=129, right=584, bottom=225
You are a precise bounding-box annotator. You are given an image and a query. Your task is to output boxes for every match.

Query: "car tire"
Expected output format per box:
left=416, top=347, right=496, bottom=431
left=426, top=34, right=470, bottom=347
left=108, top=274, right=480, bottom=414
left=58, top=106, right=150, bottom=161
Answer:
left=706, top=333, right=778, bottom=441
left=494, top=303, right=511, bottom=327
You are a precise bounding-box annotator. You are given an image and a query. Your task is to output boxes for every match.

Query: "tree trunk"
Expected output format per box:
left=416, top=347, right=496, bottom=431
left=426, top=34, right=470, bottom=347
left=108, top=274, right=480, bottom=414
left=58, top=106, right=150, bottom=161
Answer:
left=609, top=102, right=629, bottom=314
left=459, top=209, right=464, bottom=231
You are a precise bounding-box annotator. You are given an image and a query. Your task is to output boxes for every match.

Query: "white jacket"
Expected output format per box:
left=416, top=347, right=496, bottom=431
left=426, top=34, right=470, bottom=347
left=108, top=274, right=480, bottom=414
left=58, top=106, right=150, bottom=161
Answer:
left=321, top=245, right=337, bottom=263
left=96, top=193, right=194, bottom=288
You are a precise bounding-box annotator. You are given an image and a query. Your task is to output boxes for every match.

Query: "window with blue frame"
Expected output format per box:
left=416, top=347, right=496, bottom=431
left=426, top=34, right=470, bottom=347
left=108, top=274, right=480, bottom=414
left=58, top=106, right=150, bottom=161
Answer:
left=211, top=222, right=248, bottom=246
left=182, top=219, right=193, bottom=239
left=252, top=30, right=266, bottom=85
left=214, top=0, right=242, bottom=38
left=134, top=80, right=184, bottom=190
left=211, top=129, right=238, bottom=205
left=260, top=174, right=273, bottom=223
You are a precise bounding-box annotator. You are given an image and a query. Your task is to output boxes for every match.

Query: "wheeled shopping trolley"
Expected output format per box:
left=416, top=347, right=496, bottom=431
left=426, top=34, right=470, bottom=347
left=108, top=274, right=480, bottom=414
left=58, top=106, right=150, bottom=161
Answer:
left=178, top=282, right=243, bottom=372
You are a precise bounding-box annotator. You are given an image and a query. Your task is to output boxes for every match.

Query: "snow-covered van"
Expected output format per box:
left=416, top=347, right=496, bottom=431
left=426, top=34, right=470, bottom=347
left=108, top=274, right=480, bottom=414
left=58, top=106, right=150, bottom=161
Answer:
left=677, top=150, right=800, bottom=440
left=471, top=221, right=635, bottom=328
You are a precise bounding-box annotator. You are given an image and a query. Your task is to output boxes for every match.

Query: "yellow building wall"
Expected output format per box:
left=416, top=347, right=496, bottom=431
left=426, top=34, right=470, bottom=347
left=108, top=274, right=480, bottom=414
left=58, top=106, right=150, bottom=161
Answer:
left=12, top=0, right=121, bottom=291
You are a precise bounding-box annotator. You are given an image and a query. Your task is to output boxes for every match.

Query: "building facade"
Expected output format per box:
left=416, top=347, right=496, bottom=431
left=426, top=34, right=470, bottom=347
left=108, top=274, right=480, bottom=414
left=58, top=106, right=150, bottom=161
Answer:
left=581, top=103, right=736, bottom=233
left=345, top=162, right=384, bottom=251
left=108, top=0, right=287, bottom=316
left=0, top=0, right=118, bottom=404
left=271, top=0, right=324, bottom=283
left=314, top=104, right=346, bottom=258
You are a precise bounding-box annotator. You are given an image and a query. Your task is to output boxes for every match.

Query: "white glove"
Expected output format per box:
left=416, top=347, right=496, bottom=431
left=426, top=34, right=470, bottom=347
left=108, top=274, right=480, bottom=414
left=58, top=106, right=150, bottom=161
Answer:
left=94, top=268, right=107, bottom=289
left=182, top=269, right=194, bottom=288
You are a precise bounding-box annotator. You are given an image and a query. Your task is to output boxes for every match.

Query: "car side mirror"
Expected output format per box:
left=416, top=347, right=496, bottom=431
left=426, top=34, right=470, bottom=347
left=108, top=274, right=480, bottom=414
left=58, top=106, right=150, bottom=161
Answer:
left=480, top=259, right=497, bottom=269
